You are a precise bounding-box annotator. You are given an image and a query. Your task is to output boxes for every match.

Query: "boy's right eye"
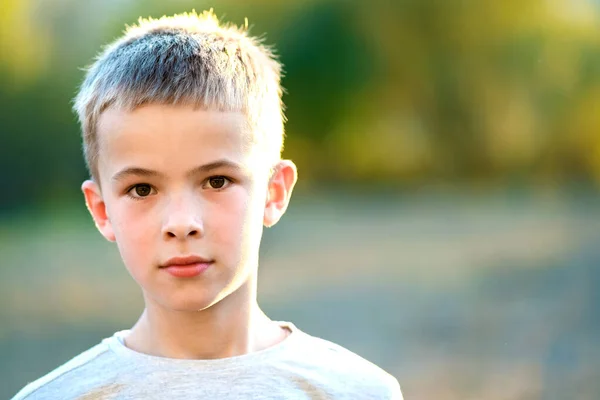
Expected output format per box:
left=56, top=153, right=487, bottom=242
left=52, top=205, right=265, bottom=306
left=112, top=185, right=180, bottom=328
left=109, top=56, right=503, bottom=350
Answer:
left=127, top=184, right=155, bottom=199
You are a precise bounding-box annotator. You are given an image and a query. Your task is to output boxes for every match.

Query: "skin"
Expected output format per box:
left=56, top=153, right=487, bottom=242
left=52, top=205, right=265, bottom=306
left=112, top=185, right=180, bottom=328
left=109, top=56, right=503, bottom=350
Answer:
left=82, top=104, right=297, bottom=359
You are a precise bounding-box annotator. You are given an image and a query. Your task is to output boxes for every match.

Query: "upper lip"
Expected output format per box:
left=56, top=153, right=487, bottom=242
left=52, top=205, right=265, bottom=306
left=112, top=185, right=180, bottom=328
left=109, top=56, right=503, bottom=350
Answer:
left=162, top=255, right=213, bottom=267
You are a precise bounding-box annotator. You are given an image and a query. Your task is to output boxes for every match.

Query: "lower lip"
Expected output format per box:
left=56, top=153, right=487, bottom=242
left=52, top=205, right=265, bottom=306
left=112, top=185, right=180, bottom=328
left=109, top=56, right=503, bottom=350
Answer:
left=163, top=262, right=212, bottom=278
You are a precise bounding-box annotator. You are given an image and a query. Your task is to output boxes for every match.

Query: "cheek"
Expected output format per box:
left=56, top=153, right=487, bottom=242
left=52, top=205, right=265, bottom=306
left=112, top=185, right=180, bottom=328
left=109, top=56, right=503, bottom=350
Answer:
left=110, top=203, right=156, bottom=256
left=209, top=187, right=265, bottom=250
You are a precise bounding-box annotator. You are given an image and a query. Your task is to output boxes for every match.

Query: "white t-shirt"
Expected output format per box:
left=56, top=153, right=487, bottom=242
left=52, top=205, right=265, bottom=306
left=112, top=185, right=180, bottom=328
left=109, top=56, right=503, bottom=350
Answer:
left=12, top=322, right=402, bottom=399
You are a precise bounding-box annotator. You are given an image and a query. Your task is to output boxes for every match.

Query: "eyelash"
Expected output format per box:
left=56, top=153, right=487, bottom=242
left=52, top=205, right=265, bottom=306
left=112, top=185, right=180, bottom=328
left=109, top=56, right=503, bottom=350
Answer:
left=125, top=184, right=155, bottom=201
left=125, top=176, right=233, bottom=200
left=202, top=175, right=233, bottom=190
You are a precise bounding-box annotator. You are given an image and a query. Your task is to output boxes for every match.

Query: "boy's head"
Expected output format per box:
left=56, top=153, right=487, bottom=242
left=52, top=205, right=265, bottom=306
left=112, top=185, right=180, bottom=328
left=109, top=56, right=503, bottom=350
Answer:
left=76, top=10, right=297, bottom=312
left=74, top=10, right=284, bottom=182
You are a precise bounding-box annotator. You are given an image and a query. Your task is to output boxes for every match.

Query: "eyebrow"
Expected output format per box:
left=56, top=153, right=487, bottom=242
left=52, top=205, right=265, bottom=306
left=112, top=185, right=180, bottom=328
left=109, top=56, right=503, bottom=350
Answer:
left=111, top=159, right=243, bottom=182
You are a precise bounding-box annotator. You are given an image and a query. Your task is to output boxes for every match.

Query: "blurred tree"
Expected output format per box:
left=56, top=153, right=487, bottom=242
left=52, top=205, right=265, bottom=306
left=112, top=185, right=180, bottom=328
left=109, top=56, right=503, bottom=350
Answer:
left=1, top=0, right=600, bottom=213
left=0, top=0, right=52, bottom=86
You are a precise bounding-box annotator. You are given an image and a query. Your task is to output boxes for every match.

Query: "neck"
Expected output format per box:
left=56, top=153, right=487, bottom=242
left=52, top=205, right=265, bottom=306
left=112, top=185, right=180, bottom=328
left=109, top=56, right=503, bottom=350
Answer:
left=125, top=276, right=288, bottom=359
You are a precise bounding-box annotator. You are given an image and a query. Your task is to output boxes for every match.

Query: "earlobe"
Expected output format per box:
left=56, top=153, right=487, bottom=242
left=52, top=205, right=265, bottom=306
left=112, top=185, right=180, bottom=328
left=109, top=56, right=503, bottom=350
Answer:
left=264, top=160, right=298, bottom=228
left=81, top=180, right=116, bottom=242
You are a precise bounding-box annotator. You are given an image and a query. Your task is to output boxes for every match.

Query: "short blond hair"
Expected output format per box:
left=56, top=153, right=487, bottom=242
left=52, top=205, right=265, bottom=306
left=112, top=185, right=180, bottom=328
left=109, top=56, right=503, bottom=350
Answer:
left=73, top=10, right=285, bottom=181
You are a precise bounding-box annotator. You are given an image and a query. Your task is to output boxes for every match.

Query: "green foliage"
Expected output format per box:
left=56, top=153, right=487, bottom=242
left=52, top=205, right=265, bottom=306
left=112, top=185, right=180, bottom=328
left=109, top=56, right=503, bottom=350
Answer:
left=1, top=0, right=600, bottom=212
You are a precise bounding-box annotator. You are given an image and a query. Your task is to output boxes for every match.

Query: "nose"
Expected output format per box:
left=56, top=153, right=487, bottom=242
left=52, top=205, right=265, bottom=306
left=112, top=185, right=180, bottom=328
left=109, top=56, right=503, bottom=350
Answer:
left=161, top=194, right=204, bottom=240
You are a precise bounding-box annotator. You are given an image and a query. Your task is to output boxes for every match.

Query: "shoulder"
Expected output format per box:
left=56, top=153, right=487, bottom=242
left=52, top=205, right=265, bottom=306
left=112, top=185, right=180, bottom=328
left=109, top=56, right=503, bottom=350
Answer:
left=286, top=327, right=403, bottom=399
left=11, top=338, right=118, bottom=400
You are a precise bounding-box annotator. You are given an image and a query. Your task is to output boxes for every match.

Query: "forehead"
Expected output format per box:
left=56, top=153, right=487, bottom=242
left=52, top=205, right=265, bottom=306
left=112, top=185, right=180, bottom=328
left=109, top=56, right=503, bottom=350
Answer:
left=95, top=104, right=257, bottom=176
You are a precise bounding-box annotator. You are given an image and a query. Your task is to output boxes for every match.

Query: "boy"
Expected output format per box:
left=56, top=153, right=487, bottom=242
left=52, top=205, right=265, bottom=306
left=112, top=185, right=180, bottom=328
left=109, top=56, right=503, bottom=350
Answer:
left=12, top=10, right=402, bottom=399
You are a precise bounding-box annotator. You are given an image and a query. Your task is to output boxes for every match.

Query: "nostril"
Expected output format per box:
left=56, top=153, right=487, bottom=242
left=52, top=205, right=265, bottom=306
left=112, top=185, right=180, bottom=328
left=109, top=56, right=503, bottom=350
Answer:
left=164, top=229, right=200, bottom=238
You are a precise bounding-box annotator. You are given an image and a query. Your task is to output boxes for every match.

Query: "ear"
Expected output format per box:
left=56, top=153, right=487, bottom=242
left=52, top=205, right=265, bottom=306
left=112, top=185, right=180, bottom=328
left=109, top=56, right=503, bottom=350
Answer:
left=264, top=160, right=298, bottom=228
left=82, top=180, right=116, bottom=242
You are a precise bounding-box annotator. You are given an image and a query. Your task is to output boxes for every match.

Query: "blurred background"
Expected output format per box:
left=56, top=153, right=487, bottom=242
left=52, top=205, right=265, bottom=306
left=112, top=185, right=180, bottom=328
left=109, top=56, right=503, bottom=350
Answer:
left=1, top=0, right=600, bottom=398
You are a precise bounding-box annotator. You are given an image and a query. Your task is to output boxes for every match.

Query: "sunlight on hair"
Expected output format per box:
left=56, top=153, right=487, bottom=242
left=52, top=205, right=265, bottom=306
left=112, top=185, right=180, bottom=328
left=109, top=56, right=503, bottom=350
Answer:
left=73, top=9, right=285, bottom=182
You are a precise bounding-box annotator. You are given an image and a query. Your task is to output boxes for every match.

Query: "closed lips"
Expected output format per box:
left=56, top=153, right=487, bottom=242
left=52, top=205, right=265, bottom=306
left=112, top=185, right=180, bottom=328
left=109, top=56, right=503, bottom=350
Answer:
left=162, top=256, right=213, bottom=267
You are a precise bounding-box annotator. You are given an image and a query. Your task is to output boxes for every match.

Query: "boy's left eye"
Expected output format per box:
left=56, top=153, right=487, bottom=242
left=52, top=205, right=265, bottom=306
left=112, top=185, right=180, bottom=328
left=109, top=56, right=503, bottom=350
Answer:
left=204, top=176, right=232, bottom=190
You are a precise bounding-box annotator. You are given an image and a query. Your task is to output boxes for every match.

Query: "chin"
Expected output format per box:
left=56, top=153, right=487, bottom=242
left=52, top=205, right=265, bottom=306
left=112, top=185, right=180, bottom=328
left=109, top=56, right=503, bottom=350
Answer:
left=162, top=292, right=223, bottom=312
left=144, top=271, right=250, bottom=313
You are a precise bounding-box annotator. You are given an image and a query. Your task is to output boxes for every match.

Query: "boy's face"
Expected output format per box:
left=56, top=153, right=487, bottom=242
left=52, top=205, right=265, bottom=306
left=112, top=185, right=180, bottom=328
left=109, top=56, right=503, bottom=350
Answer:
left=82, top=104, right=296, bottom=312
